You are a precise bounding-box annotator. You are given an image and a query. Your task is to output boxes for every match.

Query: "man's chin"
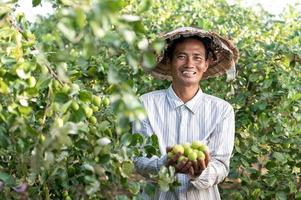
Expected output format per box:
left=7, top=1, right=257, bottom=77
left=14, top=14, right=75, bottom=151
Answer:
left=180, top=80, right=199, bottom=87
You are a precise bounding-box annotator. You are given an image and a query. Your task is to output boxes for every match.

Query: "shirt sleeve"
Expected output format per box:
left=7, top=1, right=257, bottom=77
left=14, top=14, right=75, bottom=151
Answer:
left=132, top=117, right=167, bottom=177
left=190, top=105, right=235, bottom=189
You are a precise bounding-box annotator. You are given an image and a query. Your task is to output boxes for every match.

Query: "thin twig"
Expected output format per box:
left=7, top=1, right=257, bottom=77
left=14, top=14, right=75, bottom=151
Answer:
left=39, top=86, right=52, bottom=131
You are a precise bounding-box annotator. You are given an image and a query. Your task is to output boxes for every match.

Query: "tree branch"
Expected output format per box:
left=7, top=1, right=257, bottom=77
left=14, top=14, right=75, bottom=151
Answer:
left=7, top=15, right=65, bottom=86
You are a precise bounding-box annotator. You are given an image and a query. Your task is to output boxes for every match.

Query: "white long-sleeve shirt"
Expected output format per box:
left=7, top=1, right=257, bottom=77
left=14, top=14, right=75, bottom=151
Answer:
left=132, top=85, right=235, bottom=200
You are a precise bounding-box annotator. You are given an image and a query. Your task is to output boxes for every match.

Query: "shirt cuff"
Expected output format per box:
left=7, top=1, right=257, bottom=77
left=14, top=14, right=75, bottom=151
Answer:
left=189, top=166, right=212, bottom=189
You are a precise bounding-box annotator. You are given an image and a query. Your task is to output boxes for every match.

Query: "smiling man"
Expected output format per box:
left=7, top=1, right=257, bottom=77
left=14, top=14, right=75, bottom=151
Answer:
left=132, top=27, right=239, bottom=200
left=169, top=36, right=210, bottom=102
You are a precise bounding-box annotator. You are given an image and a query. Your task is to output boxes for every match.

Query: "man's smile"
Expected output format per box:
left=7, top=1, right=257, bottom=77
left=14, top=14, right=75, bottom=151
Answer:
left=182, top=70, right=197, bottom=76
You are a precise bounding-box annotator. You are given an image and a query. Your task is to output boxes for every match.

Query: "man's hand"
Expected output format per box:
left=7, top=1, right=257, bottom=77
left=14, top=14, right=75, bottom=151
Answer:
left=189, top=149, right=210, bottom=177
left=166, top=147, right=181, bottom=167
left=167, top=152, right=192, bottom=174
left=166, top=146, right=210, bottom=177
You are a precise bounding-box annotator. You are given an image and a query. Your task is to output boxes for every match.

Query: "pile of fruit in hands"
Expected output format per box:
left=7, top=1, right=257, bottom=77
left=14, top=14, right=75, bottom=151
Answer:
left=166, top=140, right=210, bottom=177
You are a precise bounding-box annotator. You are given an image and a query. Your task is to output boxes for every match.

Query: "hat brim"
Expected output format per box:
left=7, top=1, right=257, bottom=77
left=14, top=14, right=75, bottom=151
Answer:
left=144, top=27, right=239, bottom=80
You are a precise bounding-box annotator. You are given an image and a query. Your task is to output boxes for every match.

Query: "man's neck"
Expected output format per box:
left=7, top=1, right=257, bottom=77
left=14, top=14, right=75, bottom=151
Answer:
left=171, top=83, right=199, bottom=103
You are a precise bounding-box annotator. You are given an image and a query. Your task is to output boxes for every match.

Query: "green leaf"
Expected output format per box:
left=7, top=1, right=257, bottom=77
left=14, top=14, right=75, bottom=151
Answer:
left=18, top=105, right=32, bottom=115
left=72, top=107, right=87, bottom=122
left=82, top=163, right=95, bottom=173
left=150, top=134, right=159, bottom=148
left=273, top=152, right=287, bottom=163
left=251, top=145, right=260, bottom=153
left=152, top=39, right=165, bottom=54
left=99, top=154, right=110, bottom=164
left=266, top=160, right=277, bottom=169
left=251, top=188, right=261, bottom=199
left=32, top=0, right=42, bottom=7
left=116, top=195, right=129, bottom=200
left=120, top=133, right=132, bottom=146
left=138, top=0, right=151, bottom=12
left=144, top=183, right=156, bottom=197
left=16, top=68, right=29, bottom=79
left=1, top=56, right=16, bottom=66
left=75, top=8, right=86, bottom=29
left=36, top=76, right=51, bottom=90
left=263, top=176, right=277, bottom=187
left=0, top=126, right=10, bottom=148
left=142, top=51, right=156, bottom=69
left=133, top=21, right=145, bottom=33
left=0, top=79, right=9, bottom=94
left=296, top=192, right=301, bottom=199
left=57, top=22, right=76, bottom=42
left=144, top=145, right=157, bottom=158
left=276, top=191, right=287, bottom=200
left=127, top=54, right=139, bottom=73
left=158, top=180, right=169, bottom=192
left=128, top=182, right=140, bottom=195
left=108, top=67, right=121, bottom=84
left=98, top=120, right=111, bottom=130
left=288, top=180, right=297, bottom=193
left=131, top=133, right=144, bottom=146
left=248, top=74, right=258, bottom=82
left=120, top=161, right=134, bottom=177
left=78, top=90, right=92, bottom=102
left=54, top=92, right=69, bottom=103
left=75, top=139, right=90, bottom=150
left=0, top=172, right=15, bottom=186
left=290, top=92, right=301, bottom=101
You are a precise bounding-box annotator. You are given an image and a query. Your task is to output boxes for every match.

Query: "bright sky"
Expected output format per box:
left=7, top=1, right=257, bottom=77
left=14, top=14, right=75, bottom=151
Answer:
left=15, top=0, right=54, bottom=22
left=15, top=0, right=301, bottom=22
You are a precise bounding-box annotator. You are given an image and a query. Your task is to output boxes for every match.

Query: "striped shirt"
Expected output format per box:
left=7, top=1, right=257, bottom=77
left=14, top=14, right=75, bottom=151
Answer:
left=132, top=85, right=235, bottom=200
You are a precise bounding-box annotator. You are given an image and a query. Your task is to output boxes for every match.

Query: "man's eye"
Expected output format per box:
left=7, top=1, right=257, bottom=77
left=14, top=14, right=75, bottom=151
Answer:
left=177, top=55, right=186, bottom=59
left=195, top=57, right=204, bottom=61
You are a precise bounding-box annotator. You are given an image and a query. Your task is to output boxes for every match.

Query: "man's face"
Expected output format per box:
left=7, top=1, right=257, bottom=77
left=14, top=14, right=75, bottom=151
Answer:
left=170, top=38, right=209, bottom=87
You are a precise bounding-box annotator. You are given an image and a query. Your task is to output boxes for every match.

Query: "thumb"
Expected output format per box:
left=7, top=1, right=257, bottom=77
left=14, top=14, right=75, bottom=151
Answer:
left=166, top=146, right=172, bottom=153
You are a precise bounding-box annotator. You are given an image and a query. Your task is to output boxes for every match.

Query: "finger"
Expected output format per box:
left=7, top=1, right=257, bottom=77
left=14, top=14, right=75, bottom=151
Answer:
left=204, top=150, right=210, bottom=167
left=172, top=152, right=181, bottom=163
left=192, top=160, right=199, bottom=174
left=198, top=158, right=206, bottom=171
left=181, top=161, right=192, bottom=173
left=168, top=153, right=182, bottom=168
left=189, top=166, right=195, bottom=177
left=175, top=160, right=187, bottom=173
left=166, top=146, right=172, bottom=153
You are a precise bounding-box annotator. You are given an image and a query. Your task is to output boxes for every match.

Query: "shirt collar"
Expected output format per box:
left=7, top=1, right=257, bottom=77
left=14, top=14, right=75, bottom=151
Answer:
left=166, top=85, right=203, bottom=114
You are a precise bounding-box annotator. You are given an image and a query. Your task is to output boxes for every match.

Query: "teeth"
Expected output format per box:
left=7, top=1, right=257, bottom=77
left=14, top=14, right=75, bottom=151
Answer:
left=182, top=71, right=196, bottom=75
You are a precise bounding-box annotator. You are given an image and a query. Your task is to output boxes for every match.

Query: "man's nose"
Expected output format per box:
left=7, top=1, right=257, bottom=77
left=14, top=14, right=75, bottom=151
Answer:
left=186, top=56, right=194, bottom=67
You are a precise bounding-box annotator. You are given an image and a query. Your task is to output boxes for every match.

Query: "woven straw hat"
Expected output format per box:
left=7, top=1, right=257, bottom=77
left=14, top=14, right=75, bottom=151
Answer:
left=148, top=27, right=239, bottom=80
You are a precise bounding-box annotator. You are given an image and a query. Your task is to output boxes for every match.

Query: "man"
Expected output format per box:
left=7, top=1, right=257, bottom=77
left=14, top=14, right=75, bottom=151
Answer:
left=132, top=27, right=239, bottom=200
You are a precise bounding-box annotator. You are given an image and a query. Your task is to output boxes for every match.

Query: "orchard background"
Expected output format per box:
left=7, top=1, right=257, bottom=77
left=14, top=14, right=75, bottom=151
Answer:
left=0, top=0, right=300, bottom=199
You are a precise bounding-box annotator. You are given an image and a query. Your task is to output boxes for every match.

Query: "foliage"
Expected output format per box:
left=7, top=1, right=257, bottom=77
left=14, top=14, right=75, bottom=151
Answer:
left=0, top=0, right=300, bottom=199
left=0, top=0, right=161, bottom=199
left=150, top=166, right=180, bottom=193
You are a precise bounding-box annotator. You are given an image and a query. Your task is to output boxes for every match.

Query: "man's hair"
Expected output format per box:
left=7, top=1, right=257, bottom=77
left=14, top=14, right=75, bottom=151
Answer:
left=165, top=36, right=212, bottom=61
